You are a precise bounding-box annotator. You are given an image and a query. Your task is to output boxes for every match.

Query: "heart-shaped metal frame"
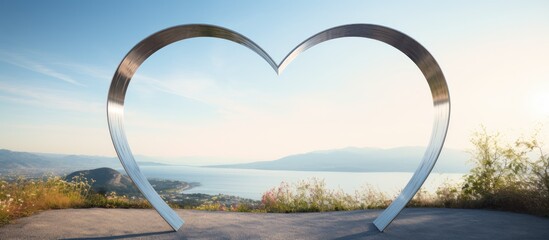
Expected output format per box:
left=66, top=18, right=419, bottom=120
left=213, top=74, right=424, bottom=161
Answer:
left=107, top=24, right=450, bottom=232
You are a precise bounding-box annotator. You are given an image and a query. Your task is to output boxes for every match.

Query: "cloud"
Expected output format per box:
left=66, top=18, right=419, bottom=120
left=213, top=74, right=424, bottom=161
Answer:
left=132, top=73, right=263, bottom=118
left=52, top=62, right=112, bottom=82
left=0, top=81, right=102, bottom=114
left=0, top=52, right=85, bottom=86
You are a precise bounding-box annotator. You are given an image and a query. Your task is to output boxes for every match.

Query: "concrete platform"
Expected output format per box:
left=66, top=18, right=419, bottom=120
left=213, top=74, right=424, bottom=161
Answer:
left=1, top=208, right=548, bottom=239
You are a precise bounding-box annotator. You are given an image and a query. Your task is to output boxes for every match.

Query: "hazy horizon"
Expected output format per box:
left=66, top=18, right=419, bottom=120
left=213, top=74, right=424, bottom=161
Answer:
left=2, top=144, right=469, bottom=165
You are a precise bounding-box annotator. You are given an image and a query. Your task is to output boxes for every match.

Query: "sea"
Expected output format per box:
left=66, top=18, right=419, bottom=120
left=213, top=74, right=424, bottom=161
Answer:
left=134, top=165, right=465, bottom=200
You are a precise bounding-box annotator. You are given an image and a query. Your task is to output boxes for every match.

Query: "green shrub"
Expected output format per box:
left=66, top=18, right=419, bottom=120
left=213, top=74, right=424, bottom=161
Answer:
left=459, top=127, right=549, bottom=216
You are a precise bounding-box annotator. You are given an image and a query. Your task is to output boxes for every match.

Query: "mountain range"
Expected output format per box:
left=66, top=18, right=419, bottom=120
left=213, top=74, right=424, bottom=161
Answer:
left=211, top=147, right=472, bottom=173
left=0, top=146, right=472, bottom=175
left=0, top=149, right=165, bottom=176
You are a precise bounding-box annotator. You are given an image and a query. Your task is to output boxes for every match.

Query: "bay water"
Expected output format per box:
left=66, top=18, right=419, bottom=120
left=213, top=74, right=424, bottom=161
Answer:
left=136, top=165, right=465, bottom=200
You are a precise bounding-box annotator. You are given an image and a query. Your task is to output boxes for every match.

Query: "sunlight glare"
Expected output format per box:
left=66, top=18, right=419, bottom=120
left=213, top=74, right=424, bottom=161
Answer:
left=531, top=93, right=549, bottom=117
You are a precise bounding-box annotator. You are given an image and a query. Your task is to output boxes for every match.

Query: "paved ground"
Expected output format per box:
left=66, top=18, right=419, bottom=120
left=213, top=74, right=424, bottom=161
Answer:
left=0, top=208, right=548, bottom=239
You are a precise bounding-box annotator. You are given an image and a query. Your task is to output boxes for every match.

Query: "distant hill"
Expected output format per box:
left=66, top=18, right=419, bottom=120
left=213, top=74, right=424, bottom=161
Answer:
left=0, top=149, right=167, bottom=176
left=210, top=147, right=471, bottom=173
left=65, top=167, right=193, bottom=196
left=66, top=167, right=137, bottom=194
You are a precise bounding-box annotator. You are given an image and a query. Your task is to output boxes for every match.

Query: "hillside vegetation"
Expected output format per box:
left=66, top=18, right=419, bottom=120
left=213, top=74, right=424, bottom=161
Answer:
left=258, top=128, right=549, bottom=216
left=0, top=174, right=150, bottom=226
left=1, top=128, right=547, bottom=226
left=442, top=128, right=549, bottom=215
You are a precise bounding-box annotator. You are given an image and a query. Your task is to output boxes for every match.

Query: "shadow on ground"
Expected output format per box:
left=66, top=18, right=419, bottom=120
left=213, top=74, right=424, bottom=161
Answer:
left=1, top=208, right=548, bottom=239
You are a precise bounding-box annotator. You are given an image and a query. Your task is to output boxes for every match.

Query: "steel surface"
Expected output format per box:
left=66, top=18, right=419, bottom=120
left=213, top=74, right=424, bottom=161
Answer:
left=107, top=24, right=450, bottom=232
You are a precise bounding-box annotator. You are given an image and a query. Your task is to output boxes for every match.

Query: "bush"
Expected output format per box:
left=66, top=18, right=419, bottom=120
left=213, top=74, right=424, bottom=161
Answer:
left=261, top=178, right=389, bottom=213
left=459, top=127, right=549, bottom=216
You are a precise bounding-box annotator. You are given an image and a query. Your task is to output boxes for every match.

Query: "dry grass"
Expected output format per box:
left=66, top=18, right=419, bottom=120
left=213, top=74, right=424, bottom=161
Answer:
left=260, top=178, right=389, bottom=213
left=0, top=175, right=151, bottom=226
left=0, top=176, right=87, bottom=225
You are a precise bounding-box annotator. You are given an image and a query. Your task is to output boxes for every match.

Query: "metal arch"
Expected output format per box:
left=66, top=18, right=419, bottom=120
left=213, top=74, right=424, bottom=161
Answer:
left=283, top=24, right=451, bottom=232
left=107, top=24, right=450, bottom=232
left=107, top=25, right=275, bottom=231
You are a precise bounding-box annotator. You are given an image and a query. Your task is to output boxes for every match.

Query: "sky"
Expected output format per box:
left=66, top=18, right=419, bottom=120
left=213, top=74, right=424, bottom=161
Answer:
left=0, top=1, right=548, bottom=164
